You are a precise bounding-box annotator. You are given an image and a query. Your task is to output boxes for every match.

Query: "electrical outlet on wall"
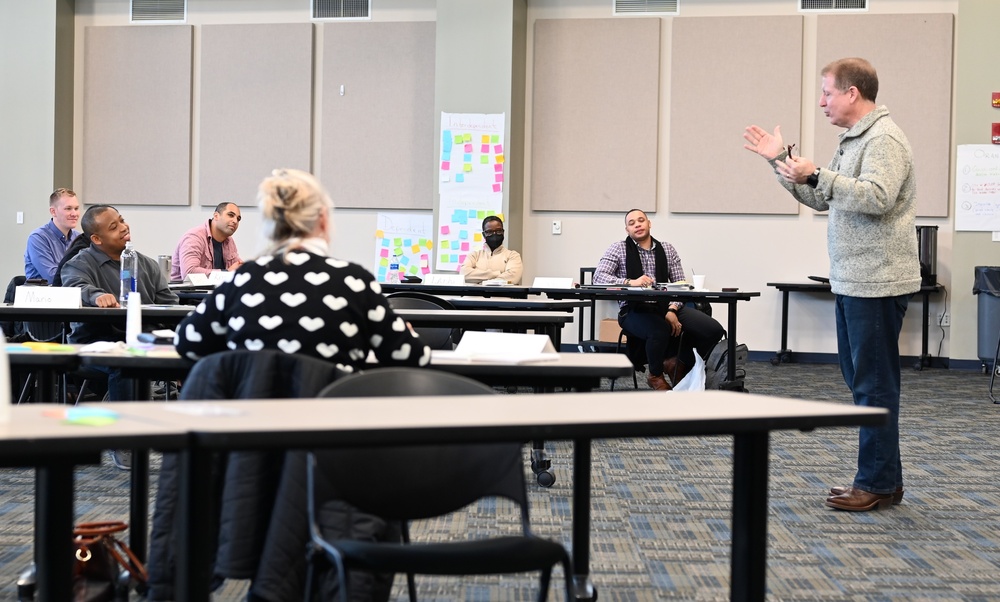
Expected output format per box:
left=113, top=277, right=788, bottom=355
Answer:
left=937, top=311, right=950, bottom=327
left=551, top=220, right=562, bottom=235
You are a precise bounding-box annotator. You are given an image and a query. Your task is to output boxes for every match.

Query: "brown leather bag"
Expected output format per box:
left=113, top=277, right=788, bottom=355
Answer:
left=73, top=521, right=148, bottom=602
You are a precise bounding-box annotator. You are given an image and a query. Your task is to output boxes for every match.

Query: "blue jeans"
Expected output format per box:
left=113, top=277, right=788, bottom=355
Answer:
left=835, top=294, right=909, bottom=494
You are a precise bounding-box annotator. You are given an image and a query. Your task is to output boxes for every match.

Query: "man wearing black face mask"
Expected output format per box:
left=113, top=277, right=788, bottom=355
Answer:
left=460, top=216, right=523, bottom=284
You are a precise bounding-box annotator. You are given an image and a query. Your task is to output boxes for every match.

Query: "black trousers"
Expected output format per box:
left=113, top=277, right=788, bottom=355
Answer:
left=619, top=304, right=725, bottom=376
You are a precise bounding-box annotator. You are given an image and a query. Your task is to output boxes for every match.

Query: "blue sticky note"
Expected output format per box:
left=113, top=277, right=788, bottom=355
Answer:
left=404, top=239, right=412, bottom=247
left=443, top=130, right=453, bottom=152
left=378, top=267, right=387, bottom=280
left=454, top=209, right=468, bottom=222
left=442, top=151, right=450, bottom=161
left=382, top=238, right=390, bottom=247
left=459, top=230, right=469, bottom=240
left=450, top=254, right=458, bottom=263
left=463, top=153, right=472, bottom=162
left=456, top=174, right=464, bottom=183
left=400, top=256, right=410, bottom=265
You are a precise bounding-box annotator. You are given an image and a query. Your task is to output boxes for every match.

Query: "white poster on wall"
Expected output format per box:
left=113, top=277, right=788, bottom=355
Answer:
left=436, top=112, right=506, bottom=271
left=956, top=144, right=1000, bottom=232
left=373, top=212, right=433, bottom=282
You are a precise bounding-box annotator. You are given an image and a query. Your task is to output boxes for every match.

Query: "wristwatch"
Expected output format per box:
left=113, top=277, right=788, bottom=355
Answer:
left=806, top=168, right=821, bottom=188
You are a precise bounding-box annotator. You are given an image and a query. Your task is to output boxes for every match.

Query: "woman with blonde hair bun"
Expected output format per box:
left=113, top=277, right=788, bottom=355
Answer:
left=175, top=168, right=430, bottom=372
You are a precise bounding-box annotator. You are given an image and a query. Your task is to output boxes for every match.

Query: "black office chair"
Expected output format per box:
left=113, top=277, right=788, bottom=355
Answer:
left=385, top=291, right=459, bottom=350
left=304, top=367, right=572, bottom=602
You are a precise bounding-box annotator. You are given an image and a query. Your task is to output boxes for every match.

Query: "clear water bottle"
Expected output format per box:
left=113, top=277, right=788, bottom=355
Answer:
left=387, top=253, right=400, bottom=284
left=120, top=241, right=138, bottom=307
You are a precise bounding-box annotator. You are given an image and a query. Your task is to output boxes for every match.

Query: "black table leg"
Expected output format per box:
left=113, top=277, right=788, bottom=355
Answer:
left=35, top=461, right=76, bottom=602
left=128, top=377, right=152, bottom=562
left=727, top=301, right=738, bottom=383
left=773, top=290, right=792, bottom=365
left=178, top=445, right=213, bottom=601
left=571, top=438, right=596, bottom=601
left=730, top=432, right=769, bottom=602
left=918, top=290, right=932, bottom=370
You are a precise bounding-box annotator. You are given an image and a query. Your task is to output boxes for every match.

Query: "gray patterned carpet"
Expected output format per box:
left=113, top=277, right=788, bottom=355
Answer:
left=2, top=361, right=998, bottom=600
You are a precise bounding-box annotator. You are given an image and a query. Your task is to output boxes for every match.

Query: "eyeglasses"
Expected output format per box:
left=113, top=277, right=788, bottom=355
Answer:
left=786, top=144, right=796, bottom=159
left=483, top=229, right=504, bottom=236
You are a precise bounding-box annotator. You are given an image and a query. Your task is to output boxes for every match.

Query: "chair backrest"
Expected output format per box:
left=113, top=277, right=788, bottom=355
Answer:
left=385, top=292, right=456, bottom=350
left=182, top=349, right=346, bottom=401
left=312, top=367, right=528, bottom=524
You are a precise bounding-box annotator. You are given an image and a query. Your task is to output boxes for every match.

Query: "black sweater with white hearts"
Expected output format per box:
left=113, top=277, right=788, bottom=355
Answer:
left=174, top=250, right=430, bottom=372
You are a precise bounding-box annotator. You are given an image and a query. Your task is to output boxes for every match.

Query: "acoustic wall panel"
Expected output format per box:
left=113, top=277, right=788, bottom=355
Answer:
left=816, top=14, right=953, bottom=218
left=199, top=24, right=313, bottom=208
left=83, top=25, right=192, bottom=206
left=320, top=22, right=435, bottom=209
left=531, top=18, right=660, bottom=213
left=670, top=16, right=803, bottom=215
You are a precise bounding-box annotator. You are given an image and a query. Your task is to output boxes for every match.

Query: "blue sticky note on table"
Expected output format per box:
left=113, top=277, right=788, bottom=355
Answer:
left=455, top=174, right=464, bottom=183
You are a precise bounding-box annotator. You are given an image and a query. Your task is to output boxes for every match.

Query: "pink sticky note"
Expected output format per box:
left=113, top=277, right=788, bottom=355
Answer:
left=492, top=183, right=502, bottom=193
left=459, top=254, right=467, bottom=264
left=461, top=242, right=470, bottom=251
left=440, top=161, right=450, bottom=170
left=421, top=266, right=430, bottom=274
left=495, top=173, right=504, bottom=183
left=480, top=144, right=490, bottom=153
left=494, top=164, right=503, bottom=172
left=464, top=143, right=473, bottom=152
left=494, top=144, right=503, bottom=153
left=441, top=225, right=450, bottom=235
left=380, top=248, right=389, bottom=258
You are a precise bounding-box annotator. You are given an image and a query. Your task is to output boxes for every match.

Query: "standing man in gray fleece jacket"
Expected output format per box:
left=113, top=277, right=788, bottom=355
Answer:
left=743, top=57, right=920, bottom=512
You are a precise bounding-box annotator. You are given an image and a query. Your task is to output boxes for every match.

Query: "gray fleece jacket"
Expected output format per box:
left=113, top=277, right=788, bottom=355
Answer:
left=772, top=106, right=921, bottom=298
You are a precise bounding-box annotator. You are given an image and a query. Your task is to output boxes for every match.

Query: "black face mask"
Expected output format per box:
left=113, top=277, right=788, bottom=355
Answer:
left=484, top=233, right=504, bottom=251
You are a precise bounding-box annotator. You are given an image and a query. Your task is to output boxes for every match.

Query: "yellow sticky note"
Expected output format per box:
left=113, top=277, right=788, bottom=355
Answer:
left=481, top=135, right=490, bottom=144
left=442, top=240, right=451, bottom=249
left=411, top=244, right=420, bottom=253
left=474, top=232, right=482, bottom=242
left=425, top=239, right=433, bottom=250
left=496, top=154, right=505, bottom=164
left=463, top=133, right=472, bottom=142
left=464, top=164, right=472, bottom=172
left=375, top=229, right=385, bottom=238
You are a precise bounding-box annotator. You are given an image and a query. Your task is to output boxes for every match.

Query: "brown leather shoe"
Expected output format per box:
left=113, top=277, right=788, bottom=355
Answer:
left=646, top=374, right=672, bottom=391
left=824, top=487, right=894, bottom=511
left=830, top=485, right=904, bottom=505
left=662, top=357, right=692, bottom=387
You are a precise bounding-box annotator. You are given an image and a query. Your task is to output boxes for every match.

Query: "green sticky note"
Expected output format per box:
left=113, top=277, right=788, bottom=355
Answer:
left=491, top=135, right=499, bottom=143
left=463, top=133, right=472, bottom=142
left=480, top=155, right=489, bottom=164
left=453, top=134, right=462, bottom=144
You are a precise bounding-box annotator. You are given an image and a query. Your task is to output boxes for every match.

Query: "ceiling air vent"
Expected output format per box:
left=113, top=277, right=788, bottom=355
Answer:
left=131, top=0, right=186, bottom=22
left=314, top=0, right=371, bottom=20
left=800, top=0, right=868, bottom=11
left=614, top=0, right=679, bottom=16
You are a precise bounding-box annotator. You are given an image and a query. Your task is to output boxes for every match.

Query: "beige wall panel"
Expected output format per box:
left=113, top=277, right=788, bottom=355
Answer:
left=320, top=22, right=435, bottom=209
left=671, top=16, right=803, bottom=215
left=816, top=14, right=953, bottom=218
left=83, top=25, right=192, bottom=206
left=531, top=18, right=659, bottom=212
left=199, top=24, right=313, bottom=208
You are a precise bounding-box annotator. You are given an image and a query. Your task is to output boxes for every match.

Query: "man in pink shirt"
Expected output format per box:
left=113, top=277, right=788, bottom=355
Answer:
left=170, top=202, right=243, bottom=281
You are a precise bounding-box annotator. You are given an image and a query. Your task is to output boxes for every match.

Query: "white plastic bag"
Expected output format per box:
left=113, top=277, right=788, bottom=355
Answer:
left=670, top=352, right=706, bottom=392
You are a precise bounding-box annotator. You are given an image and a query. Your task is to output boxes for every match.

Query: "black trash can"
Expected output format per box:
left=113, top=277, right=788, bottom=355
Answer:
left=974, top=266, right=1000, bottom=368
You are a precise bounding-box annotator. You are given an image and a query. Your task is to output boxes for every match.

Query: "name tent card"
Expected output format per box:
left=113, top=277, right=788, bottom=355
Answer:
left=531, top=277, right=574, bottom=289
left=451, top=331, right=558, bottom=364
left=13, top=286, right=82, bottom=309
left=422, top=273, right=465, bottom=286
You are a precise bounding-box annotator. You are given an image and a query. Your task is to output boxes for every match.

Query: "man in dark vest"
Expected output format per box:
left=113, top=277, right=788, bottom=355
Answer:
left=593, top=209, right=724, bottom=391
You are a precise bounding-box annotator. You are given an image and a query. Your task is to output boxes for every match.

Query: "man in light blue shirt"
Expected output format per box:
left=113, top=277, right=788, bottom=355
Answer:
left=24, top=188, right=81, bottom=282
